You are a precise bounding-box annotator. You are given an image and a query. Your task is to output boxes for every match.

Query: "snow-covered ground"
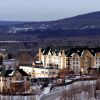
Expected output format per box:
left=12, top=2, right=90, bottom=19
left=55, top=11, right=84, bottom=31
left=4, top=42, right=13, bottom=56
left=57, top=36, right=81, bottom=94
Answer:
left=39, top=80, right=98, bottom=100
left=0, top=95, right=37, bottom=100
left=0, top=84, right=43, bottom=100
left=0, top=80, right=98, bottom=100
left=43, top=87, right=50, bottom=94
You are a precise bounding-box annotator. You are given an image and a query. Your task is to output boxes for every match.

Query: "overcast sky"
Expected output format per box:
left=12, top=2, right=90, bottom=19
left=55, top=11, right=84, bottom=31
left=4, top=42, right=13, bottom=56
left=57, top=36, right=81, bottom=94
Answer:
left=0, top=0, right=100, bottom=21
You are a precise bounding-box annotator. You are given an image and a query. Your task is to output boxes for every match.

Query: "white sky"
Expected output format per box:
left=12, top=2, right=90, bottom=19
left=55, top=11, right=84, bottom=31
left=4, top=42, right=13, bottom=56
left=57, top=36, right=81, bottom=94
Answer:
left=0, top=0, right=100, bottom=21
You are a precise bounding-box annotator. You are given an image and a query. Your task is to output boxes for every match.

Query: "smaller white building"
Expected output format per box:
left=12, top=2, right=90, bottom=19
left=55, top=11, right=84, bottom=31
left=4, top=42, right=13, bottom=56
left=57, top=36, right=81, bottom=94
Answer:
left=19, top=66, right=59, bottom=78
left=33, top=67, right=59, bottom=78
left=19, top=66, right=33, bottom=76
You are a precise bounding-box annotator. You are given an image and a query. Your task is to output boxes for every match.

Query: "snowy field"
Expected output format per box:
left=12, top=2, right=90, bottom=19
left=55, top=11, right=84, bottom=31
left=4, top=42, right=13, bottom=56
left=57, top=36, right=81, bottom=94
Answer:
left=0, top=80, right=99, bottom=100
left=39, top=80, right=99, bottom=100
left=0, top=95, right=38, bottom=100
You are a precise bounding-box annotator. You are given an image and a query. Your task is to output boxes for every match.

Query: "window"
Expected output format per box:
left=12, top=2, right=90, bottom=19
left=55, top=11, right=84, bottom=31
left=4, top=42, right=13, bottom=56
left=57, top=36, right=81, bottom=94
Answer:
left=45, top=72, right=48, bottom=74
left=56, top=64, right=59, bottom=68
left=9, top=78, right=12, bottom=80
left=76, top=66, right=79, bottom=68
left=16, top=77, right=19, bottom=80
left=21, top=77, right=24, bottom=80
left=52, top=72, right=56, bottom=74
left=76, top=58, right=78, bottom=60
left=76, top=62, right=78, bottom=64
left=73, top=62, right=75, bottom=64
left=73, top=58, right=75, bottom=60
left=49, top=72, right=52, bottom=74
left=41, top=71, right=44, bottom=73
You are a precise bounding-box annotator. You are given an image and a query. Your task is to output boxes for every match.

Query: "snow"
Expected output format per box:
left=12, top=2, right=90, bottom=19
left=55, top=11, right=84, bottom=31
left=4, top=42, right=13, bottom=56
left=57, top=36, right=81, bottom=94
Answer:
left=65, top=79, right=72, bottom=83
left=11, top=80, right=24, bottom=83
left=8, top=70, right=14, bottom=76
left=31, top=85, right=42, bottom=90
left=43, top=87, right=50, bottom=94
left=39, top=80, right=97, bottom=100
left=0, top=95, right=37, bottom=100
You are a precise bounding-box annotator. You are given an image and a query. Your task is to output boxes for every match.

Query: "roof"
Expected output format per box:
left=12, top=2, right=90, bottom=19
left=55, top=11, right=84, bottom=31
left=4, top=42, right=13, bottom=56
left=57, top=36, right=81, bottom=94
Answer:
left=66, top=47, right=100, bottom=57
left=17, top=69, right=29, bottom=76
left=0, top=69, right=29, bottom=77
left=34, top=61, right=43, bottom=65
left=0, top=69, right=13, bottom=77
left=42, top=47, right=100, bottom=57
left=0, top=68, right=3, bottom=72
left=42, top=46, right=63, bottom=56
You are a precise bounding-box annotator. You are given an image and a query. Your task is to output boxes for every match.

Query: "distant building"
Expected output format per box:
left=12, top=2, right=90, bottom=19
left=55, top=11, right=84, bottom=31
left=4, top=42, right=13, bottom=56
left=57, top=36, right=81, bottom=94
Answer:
left=3, top=59, right=19, bottom=69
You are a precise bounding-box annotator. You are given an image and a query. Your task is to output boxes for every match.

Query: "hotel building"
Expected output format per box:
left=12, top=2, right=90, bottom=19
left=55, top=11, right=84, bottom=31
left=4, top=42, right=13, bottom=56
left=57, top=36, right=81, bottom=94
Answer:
left=38, top=47, right=100, bottom=74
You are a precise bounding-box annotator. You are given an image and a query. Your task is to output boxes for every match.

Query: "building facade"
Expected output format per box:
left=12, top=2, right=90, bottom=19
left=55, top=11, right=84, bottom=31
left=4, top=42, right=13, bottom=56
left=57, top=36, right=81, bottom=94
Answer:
left=38, top=47, right=100, bottom=74
left=19, top=65, right=59, bottom=78
left=0, top=69, right=30, bottom=93
left=38, top=48, right=66, bottom=69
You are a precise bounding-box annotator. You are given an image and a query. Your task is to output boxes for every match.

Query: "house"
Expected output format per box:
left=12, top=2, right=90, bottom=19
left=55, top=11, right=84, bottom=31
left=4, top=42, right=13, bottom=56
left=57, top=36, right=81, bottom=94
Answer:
left=0, top=68, right=30, bottom=93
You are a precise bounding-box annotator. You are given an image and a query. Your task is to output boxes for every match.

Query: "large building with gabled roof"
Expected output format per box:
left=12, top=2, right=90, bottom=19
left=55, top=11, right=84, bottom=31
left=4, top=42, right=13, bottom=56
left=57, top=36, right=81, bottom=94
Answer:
left=38, top=47, right=67, bottom=69
left=38, top=47, right=100, bottom=74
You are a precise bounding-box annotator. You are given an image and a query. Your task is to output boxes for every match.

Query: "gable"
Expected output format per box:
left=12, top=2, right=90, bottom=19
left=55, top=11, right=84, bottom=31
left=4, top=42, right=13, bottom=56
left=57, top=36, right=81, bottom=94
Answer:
left=71, top=53, right=79, bottom=58
left=81, top=50, right=93, bottom=58
left=13, top=70, right=22, bottom=77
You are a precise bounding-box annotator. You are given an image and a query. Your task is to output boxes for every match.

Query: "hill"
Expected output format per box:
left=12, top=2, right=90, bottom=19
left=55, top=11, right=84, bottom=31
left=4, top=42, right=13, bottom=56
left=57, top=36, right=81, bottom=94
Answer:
left=0, top=11, right=100, bottom=55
